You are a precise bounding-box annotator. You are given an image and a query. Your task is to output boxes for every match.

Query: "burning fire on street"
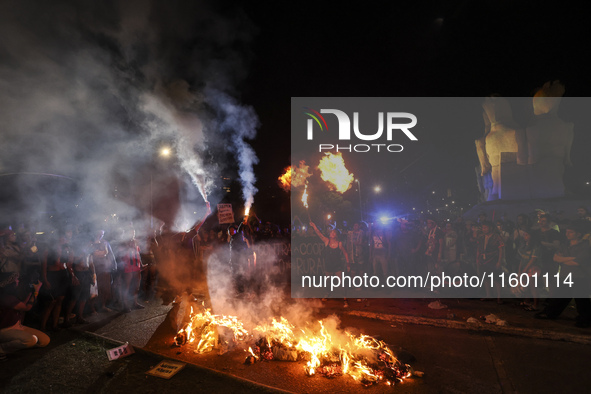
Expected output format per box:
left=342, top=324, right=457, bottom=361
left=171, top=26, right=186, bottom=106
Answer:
left=174, top=305, right=249, bottom=353
left=174, top=304, right=421, bottom=387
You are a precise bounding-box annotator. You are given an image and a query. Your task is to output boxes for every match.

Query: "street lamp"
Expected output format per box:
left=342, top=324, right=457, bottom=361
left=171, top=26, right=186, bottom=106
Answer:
left=374, top=185, right=381, bottom=194
left=160, top=146, right=172, bottom=158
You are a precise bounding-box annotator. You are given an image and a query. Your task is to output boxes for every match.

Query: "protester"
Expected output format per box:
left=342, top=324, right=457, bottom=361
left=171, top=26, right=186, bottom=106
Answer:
left=18, top=229, right=42, bottom=286
left=516, top=228, right=542, bottom=311
left=141, top=228, right=159, bottom=302
left=228, top=223, right=252, bottom=296
left=40, top=236, right=69, bottom=332
left=393, top=220, right=422, bottom=277
left=0, top=230, right=23, bottom=275
left=536, top=221, right=591, bottom=327
left=310, top=221, right=349, bottom=307
left=423, top=219, right=444, bottom=276
left=90, top=229, right=116, bottom=313
left=537, top=214, right=562, bottom=296
left=369, top=224, right=389, bottom=282
left=117, top=227, right=145, bottom=312
left=347, top=222, right=366, bottom=277
left=576, top=206, right=591, bottom=222
left=476, top=221, right=505, bottom=303
left=442, top=222, right=459, bottom=274
left=64, top=244, right=95, bottom=326
left=197, top=230, right=214, bottom=269
left=0, top=272, right=49, bottom=361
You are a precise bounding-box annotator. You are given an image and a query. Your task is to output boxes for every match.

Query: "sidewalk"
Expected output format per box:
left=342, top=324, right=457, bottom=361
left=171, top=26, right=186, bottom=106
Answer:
left=0, top=313, right=291, bottom=394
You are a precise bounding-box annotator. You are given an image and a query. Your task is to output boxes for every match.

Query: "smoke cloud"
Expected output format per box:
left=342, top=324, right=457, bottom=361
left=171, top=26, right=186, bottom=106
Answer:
left=0, top=0, right=259, bottom=233
left=204, top=244, right=318, bottom=329
left=205, top=89, right=259, bottom=212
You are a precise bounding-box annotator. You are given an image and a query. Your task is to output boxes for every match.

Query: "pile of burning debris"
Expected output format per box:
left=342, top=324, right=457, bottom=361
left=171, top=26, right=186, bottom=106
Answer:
left=174, top=305, right=422, bottom=386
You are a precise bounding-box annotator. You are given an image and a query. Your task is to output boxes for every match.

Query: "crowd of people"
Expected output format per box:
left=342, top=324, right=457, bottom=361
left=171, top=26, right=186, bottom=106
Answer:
left=0, top=204, right=295, bottom=361
left=295, top=206, right=591, bottom=326
left=0, top=220, right=156, bottom=361
left=2, top=204, right=590, bottom=361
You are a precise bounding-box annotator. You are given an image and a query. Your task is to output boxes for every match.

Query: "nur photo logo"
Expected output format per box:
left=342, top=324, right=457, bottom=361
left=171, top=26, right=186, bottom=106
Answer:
left=303, top=107, right=418, bottom=153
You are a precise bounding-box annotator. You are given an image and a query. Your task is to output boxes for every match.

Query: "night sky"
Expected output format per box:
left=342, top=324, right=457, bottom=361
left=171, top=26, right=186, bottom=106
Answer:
left=241, top=1, right=591, bottom=222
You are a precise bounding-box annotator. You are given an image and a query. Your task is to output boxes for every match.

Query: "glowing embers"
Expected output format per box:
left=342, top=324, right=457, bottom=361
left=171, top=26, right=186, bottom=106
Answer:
left=293, top=321, right=413, bottom=385
left=246, top=317, right=300, bottom=364
left=343, top=334, right=414, bottom=385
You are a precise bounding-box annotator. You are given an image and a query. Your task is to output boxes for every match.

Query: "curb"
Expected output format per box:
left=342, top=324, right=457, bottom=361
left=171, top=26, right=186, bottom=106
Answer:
left=77, top=330, right=295, bottom=394
left=345, top=310, right=591, bottom=345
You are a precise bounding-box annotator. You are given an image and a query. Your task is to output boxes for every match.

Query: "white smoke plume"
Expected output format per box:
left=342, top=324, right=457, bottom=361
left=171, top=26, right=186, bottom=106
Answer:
left=205, top=89, right=259, bottom=213
left=0, top=0, right=258, bottom=233
left=204, top=243, right=317, bottom=329
left=139, top=83, right=213, bottom=203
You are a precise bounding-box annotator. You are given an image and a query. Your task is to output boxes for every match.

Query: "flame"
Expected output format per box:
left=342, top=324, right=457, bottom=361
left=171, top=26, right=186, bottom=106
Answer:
left=301, top=183, right=309, bottom=209
left=245, top=207, right=250, bottom=216
left=350, top=361, right=379, bottom=383
left=295, top=320, right=332, bottom=375
left=248, top=347, right=258, bottom=359
left=175, top=304, right=248, bottom=353
left=318, top=152, right=354, bottom=193
left=176, top=309, right=413, bottom=385
left=278, top=166, right=292, bottom=191
left=292, top=160, right=312, bottom=188
left=254, top=317, right=296, bottom=348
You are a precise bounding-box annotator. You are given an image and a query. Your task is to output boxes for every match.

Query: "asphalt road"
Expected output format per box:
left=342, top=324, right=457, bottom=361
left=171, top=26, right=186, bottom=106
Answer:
left=336, top=314, right=591, bottom=394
